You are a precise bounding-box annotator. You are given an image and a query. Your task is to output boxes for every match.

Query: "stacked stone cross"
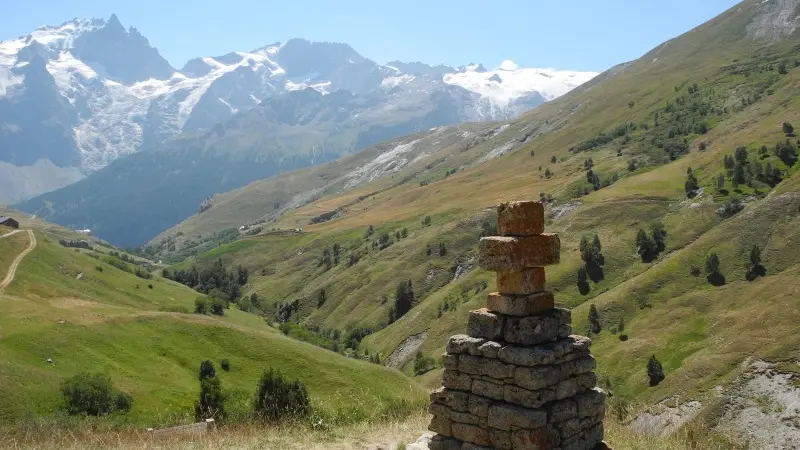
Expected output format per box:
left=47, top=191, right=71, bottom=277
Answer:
left=428, top=201, right=607, bottom=450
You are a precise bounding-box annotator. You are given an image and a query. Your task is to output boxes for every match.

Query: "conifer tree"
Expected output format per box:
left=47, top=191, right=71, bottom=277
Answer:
left=588, top=304, right=601, bottom=334
left=647, top=355, right=665, bottom=386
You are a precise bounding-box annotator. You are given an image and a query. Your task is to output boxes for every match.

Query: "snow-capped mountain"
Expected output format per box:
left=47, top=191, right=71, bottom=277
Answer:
left=0, top=15, right=597, bottom=204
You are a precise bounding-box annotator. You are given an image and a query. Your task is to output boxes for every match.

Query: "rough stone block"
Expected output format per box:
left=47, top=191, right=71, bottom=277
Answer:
left=467, top=308, right=505, bottom=340
left=584, top=423, right=604, bottom=448
left=487, top=291, right=555, bottom=316
left=452, top=423, right=491, bottom=446
left=431, top=388, right=470, bottom=412
left=497, top=268, right=546, bottom=295
left=478, top=234, right=560, bottom=272
left=443, top=353, right=459, bottom=370
left=448, top=335, right=487, bottom=355
left=558, top=324, right=573, bottom=338
left=503, top=308, right=570, bottom=345
left=504, top=384, right=555, bottom=409
left=560, top=436, right=588, bottom=450
left=478, top=341, right=502, bottom=359
left=556, top=418, right=582, bottom=439
left=498, top=336, right=591, bottom=368
left=462, top=444, right=494, bottom=450
left=469, top=395, right=492, bottom=417
left=497, top=201, right=545, bottom=236
left=487, top=403, right=547, bottom=431
left=555, top=373, right=597, bottom=401
left=443, top=370, right=473, bottom=391
left=429, top=415, right=453, bottom=436
left=429, top=435, right=462, bottom=450
left=472, top=378, right=505, bottom=401
left=430, top=402, right=452, bottom=418
left=458, top=355, right=514, bottom=380
left=489, top=428, right=513, bottom=449
left=575, top=388, right=606, bottom=418
left=547, top=399, right=578, bottom=423
left=510, top=428, right=550, bottom=450
left=451, top=410, right=482, bottom=425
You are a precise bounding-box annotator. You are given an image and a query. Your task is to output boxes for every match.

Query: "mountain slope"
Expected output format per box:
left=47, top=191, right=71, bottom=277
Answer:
left=145, top=0, right=800, bottom=442
left=0, top=223, right=426, bottom=425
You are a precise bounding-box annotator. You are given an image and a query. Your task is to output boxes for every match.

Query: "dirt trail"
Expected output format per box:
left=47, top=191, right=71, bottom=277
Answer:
left=0, top=229, right=23, bottom=239
left=1, top=229, right=36, bottom=292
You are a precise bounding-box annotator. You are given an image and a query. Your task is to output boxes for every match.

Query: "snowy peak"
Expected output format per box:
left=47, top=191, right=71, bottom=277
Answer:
left=443, top=61, right=597, bottom=104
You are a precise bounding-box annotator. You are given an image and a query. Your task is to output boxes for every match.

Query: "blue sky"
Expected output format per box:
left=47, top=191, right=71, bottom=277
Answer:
left=2, top=0, right=741, bottom=72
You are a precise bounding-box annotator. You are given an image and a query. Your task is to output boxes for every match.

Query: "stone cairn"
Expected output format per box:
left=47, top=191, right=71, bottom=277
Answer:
left=428, top=201, right=607, bottom=450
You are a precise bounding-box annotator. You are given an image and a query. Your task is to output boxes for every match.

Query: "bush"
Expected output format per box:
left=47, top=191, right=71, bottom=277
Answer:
left=95, top=266, right=103, bottom=272
left=210, top=297, right=227, bottom=316
left=253, top=368, right=311, bottom=422
left=414, top=352, right=437, bottom=375
left=220, top=359, right=230, bottom=372
left=60, top=372, right=132, bottom=416
left=647, top=355, right=665, bottom=386
left=194, top=298, right=208, bottom=314
left=195, top=374, right=225, bottom=421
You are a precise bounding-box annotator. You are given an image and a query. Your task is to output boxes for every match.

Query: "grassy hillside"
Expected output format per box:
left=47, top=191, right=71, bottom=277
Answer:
left=0, top=231, right=426, bottom=426
left=149, top=1, right=800, bottom=431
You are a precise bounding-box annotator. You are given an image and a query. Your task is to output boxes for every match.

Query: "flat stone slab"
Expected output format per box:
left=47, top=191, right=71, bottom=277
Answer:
left=487, top=291, right=555, bottom=316
left=497, top=268, right=546, bottom=295
left=479, top=235, right=560, bottom=272
left=497, top=201, right=545, bottom=236
left=467, top=308, right=505, bottom=340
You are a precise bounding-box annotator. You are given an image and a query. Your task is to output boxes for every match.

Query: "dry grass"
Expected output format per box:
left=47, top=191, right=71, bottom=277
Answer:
left=0, top=413, right=430, bottom=450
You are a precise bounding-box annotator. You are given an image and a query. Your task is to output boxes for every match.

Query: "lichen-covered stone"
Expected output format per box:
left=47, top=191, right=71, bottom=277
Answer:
left=429, top=415, right=453, bottom=436
left=467, top=308, right=505, bottom=340
left=462, top=443, right=494, bottom=450
left=443, top=370, right=473, bottom=391
left=448, top=335, right=487, bottom=355
left=487, top=403, right=547, bottom=431
left=504, top=384, right=555, bottom=409
left=431, top=388, right=471, bottom=412
left=443, top=353, right=459, bottom=370
left=478, top=340, right=502, bottom=359
left=430, top=402, right=452, bottom=418
left=496, top=268, right=546, bottom=295
left=547, top=399, right=578, bottom=423
left=469, top=395, right=492, bottom=417
left=489, top=428, right=513, bottom=450
left=472, top=378, right=505, bottom=401
left=584, top=423, right=604, bottom=448
left=451, top=410, right=482, bottom=425
left=510, top=428, right=550, bottom=450
left=458, top=354, right=515, bottom=380
left=497, top=201, right=545, bottom=236
left=498, top=336, right=591, bottom=367
left=478, top=234, right=560, bottom=272
left=555, top=373, right=597, bottom=401
left=487, top=291, right=555, bottom=316
left=575, top=388, right=606, bottom=418
left=513, top=356, right=597, bottom=391
left=556, top=418, right=582, bottom=438
left=452, top=423, right=491, bottom=446
left=429, top=435, right=462, bottom=450
left=503, top=308, right=570, bottom=345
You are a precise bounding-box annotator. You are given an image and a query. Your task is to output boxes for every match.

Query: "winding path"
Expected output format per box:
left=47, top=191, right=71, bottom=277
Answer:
left=0, top=229, right=36, bottom=292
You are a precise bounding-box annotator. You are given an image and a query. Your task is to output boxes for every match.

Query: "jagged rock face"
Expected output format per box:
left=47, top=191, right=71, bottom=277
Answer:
left=70, top=14, right=175, bottom=84
left=0, top=56, right=79, bottom=167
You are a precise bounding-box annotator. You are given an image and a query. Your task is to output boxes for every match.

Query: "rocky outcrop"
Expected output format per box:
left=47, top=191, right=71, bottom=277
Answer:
left=428, top=201, right=609, bottom=450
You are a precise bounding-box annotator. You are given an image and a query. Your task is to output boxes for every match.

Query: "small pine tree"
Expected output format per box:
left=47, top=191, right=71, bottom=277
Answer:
left=195, top=375, right=225, bottom=421
left=617, top=316, right=625, bottom=333
left=199, top=360, right=216, bottom=380
left=551, top=155, right=558, bottom=164
left=705, top=252, right=721, bottom=276
left=783, top=122, right=794, bottom=136
left=647, top=355, right=665, bottom=386
left=685, top=168, right=699, bottom=197
left=588, top=304, right=601, bottom=334
left=749, top=245, right=762, bottom=267
left=577, top=266, right=588, bottom=286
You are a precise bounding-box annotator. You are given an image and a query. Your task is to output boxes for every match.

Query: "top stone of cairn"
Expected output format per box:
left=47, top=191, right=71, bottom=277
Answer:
left=497, top=201, right=544, bottom=236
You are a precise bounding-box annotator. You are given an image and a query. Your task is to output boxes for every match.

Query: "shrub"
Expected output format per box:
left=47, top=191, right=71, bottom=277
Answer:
left=195, top=374, right=225, bottom=421
left=588, top=304, right=601, bottom=334
left=210, top=297, right=226, bottom=316
left=685, top=167, right=699, bottom=197
left=220, top=359, right=230, bottom=372
left=95, top=266, right=103, bottom=272
left=194, top=298, right=208, bottom=314
left=199, top=360, right=216, bottom=380
left=647, top=355, right=665, bottom=386
left=253, top=368, right=311, bottom=422
left=783, top=122, right=794, bottom=136
left=414, top=352, right=437, bottom=375
left=690, top=265, right=702, bottom=277
left=60, top=372, right=132, bottom=416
